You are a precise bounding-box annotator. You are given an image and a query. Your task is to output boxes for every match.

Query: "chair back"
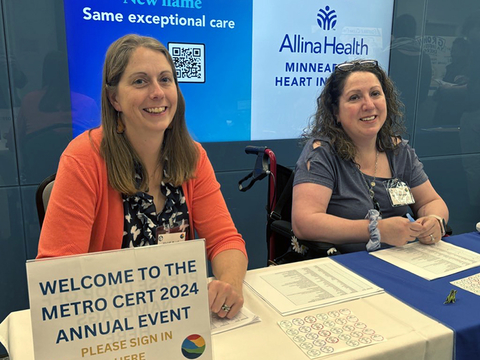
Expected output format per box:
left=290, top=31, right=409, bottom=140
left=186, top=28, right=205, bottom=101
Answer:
left=35, top=173, right=56, bottom=227
left=267, top=165, right=296, bottom=260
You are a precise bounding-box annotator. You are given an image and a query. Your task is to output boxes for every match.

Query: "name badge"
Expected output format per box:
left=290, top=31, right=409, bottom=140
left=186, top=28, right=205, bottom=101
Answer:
left=155, top=220, right=189, bottom=244
left=157, top=232, right=186, bottom=244
left=383, top=178, right=415, bottom=207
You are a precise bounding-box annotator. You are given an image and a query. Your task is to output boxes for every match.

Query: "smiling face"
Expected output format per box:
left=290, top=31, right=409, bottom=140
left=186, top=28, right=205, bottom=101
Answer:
left=335, top=71, right=387, bottom=145
left=108, top=46, right=178, bottom=144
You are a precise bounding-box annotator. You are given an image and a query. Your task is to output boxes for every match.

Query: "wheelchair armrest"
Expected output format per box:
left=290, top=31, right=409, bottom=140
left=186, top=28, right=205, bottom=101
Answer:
left=270, top=220, right=294, bottom=238
left=270, top=220, right=340, bottom=257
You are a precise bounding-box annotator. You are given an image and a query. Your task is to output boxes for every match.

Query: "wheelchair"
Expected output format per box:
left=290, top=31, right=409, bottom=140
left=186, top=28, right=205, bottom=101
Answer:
left=238, top=146, right=342, bottom=266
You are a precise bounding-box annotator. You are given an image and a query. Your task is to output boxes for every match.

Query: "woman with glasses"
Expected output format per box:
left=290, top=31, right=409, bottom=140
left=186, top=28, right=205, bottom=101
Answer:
left=291, top=59, right=449, bottom=254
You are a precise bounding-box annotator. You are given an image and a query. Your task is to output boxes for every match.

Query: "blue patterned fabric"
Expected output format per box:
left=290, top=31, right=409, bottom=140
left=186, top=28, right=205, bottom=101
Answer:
left=122, top=165, right=189, bottom=248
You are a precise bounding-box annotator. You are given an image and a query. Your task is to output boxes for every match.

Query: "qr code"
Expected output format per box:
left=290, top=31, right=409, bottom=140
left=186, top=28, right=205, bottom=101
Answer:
left=168, top=42, right=205, bottom=83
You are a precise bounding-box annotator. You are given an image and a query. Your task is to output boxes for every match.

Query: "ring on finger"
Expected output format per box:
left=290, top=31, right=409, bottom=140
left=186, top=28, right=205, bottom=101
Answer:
left=429, top=234, right=435, bottom=242
left=221, top=304, right=231, bottom=312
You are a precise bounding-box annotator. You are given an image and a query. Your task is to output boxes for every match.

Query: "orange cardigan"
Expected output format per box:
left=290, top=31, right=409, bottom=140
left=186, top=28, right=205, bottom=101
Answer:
left=37, top=128, right=247, bottom=261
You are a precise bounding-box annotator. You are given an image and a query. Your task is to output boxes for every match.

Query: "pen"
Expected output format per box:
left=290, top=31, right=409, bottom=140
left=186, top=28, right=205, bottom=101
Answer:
left=406, top=213, right=418, bottom=243
left=406, top=213, right=415, bottom=222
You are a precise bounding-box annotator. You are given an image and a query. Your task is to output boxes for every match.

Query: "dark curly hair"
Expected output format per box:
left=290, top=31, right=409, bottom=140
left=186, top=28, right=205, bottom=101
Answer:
left=304, top=60, right=406, bottom=162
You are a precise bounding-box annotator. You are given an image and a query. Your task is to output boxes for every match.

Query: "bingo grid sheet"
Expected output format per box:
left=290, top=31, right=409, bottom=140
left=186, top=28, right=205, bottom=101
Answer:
left=277, top=308, right=386, bottom=358
left=451, top=272, right=480, bottom=295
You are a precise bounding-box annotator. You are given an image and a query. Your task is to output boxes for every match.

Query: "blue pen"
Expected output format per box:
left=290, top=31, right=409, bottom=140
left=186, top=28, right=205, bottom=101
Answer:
left=406, top=213, right=418, bottom=242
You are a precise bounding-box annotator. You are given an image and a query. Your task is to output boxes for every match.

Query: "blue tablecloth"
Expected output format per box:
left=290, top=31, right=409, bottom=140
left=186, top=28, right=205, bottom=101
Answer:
left=334, top=232, right=480, bottom=360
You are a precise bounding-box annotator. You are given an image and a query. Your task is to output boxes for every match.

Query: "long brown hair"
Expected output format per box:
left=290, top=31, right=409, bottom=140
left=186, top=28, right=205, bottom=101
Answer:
left=305, top=60, right=406, bottom=161
left=101, top=34, right=198, bottom=194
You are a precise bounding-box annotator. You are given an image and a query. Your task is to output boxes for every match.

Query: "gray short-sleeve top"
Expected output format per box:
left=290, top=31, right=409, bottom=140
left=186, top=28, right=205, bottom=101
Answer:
left=293, top=137, right=428, bottom=219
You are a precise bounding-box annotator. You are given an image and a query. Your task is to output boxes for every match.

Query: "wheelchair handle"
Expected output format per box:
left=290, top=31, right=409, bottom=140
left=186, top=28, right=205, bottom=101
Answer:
left=245, top=145, right=267, bottom=155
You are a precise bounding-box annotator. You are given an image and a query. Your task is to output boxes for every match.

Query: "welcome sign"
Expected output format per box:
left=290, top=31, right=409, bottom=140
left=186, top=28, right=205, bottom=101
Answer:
left=26, top=240, right=212, bottom=360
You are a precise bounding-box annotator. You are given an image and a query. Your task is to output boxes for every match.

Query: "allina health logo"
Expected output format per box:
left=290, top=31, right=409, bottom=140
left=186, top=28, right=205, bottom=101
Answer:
left=317, top=5, right=337, bottom=30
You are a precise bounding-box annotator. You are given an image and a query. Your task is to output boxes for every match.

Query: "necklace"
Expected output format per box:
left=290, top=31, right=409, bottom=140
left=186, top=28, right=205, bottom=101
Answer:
left=359, top=150, right=379, bottom=206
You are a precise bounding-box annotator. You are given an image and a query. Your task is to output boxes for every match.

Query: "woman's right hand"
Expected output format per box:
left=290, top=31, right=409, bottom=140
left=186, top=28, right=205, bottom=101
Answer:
left=377, top=217, right=423, bottom=247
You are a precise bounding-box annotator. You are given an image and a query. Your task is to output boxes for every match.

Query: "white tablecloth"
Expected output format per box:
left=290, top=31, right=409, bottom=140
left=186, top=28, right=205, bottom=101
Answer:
left=1, top=285, right=453, bottom=360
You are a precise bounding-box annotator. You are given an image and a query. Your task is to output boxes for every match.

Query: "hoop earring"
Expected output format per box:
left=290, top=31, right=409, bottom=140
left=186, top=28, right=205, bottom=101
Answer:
left=116, top=113, right=125, bottom=134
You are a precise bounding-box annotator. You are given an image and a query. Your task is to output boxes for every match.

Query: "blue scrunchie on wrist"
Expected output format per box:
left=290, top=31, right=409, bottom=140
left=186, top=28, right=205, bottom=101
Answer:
left=366, top=209, right=382, bottom=252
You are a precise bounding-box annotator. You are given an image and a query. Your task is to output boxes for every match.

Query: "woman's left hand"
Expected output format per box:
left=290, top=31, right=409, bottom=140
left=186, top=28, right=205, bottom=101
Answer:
left=416, top=216, right=442, bottom=245
left=410, top=181, right=449, bottom=245
left=208, top=279, right=244, bottom=319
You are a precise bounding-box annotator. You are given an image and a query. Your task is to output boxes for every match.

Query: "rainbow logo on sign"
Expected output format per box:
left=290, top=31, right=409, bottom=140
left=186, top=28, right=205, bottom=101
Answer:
left=181, top=334, right=206, bottom=359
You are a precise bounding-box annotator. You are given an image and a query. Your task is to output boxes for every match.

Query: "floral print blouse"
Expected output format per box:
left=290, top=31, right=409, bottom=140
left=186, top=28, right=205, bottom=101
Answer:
left=122, top=167, right=189, bottom=248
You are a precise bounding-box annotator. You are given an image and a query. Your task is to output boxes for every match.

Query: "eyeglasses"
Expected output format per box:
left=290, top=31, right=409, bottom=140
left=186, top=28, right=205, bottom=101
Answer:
left=335, top=59, right=379, bottom=72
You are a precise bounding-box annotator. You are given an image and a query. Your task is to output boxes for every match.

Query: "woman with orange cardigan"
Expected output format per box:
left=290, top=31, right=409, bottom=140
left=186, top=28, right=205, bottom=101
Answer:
left=37, top=34, right=248, bottom=319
